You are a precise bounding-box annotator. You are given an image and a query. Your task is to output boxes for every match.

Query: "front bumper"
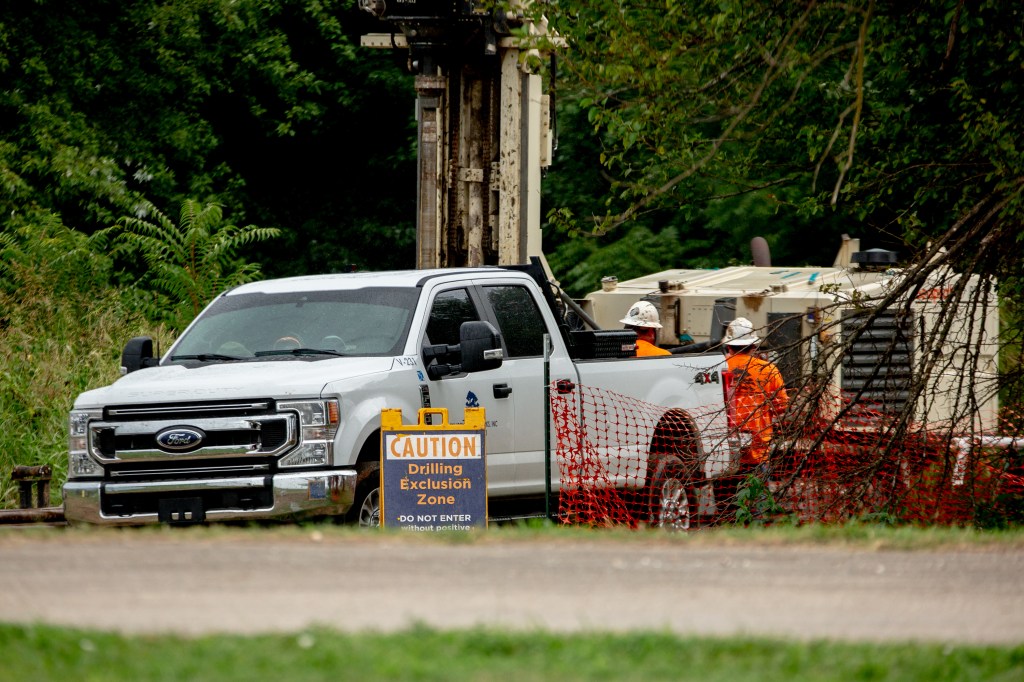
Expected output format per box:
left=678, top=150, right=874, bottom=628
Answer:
left=62, top=470, right=356, bottom=526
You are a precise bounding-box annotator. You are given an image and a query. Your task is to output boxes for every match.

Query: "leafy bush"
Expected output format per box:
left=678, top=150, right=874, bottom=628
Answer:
left=1, top=199, right=278, bottom=508
left=0, top=216, right=166, bottom=507
left=93, top=200, right=281, bottom=331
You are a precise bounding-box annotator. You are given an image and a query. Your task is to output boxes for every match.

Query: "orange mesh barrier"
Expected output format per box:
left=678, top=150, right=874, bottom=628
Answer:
left=550, top=383, right=1024, bottom=529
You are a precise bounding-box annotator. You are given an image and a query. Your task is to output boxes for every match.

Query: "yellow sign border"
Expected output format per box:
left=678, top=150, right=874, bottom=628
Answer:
left=380, top=407, right=487, bottom=529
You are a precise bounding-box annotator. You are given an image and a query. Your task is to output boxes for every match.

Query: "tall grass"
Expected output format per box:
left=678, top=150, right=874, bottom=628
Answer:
left=0, top=292, right=160, bottom=507
left=0, top=217, right=168, bottom=508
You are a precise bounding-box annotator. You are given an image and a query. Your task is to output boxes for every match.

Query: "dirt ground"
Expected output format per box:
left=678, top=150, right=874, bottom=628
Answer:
left=1, top=529, right=1022, bottom=644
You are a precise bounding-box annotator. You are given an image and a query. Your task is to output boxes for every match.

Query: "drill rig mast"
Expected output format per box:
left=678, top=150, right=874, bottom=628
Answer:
left=359, top=0, right=558, bottom=268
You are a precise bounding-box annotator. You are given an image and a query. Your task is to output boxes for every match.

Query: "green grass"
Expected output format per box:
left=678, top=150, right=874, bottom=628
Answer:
left=1, top=623, right=1021, bottom=682
left=0, top=288, right=164, bottom=509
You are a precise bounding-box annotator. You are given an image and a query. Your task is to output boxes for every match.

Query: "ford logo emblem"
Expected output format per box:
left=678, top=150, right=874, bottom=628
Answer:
left=155, top=427, right=205, bottom=452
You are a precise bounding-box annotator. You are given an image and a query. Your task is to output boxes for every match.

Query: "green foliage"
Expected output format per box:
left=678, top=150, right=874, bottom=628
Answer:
left=0, top=216, right=162, bottom=507
left=0, top=1, right=417, bottom=275
left=0, top=215, right=110, bottom=306
left=734, top=474, right=787, bottom=527
left=548, top=0, right=1023, bottom=269
left=546, top=224, right=690, bottom=298
left=542, top=19, right=852, bottom=290
left=95, top=200, right=281, bottom=331
left=973, top=448, right=1024, bottom=529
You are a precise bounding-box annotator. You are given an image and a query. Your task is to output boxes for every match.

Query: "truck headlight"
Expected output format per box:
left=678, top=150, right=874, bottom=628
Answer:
left=68, top=409, right=103, bottom=478
left=278, top=399, right=339, bottom=468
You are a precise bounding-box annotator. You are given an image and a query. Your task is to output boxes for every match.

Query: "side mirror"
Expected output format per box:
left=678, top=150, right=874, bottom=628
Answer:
left=121, top=336, right=159, bottom=375
left=424, top=321, right=504, bottom=379
left=459, top=320, right=503, bottom=373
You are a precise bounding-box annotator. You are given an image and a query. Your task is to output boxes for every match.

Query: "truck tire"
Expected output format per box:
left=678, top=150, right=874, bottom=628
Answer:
left=645, top=459, right=697, bottom=531
left=643, top=410, right=702, bottom=531
left=346, top=454, right=381, bottom=527
left=350, top=480, right=380, bottom=528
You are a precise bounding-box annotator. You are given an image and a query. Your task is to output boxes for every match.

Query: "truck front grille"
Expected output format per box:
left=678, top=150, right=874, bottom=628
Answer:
left=106, top=457, right=273, bottom=479
left=90, top=399, right=297, bottom=468
left=106, top=400, right=273, bottom=420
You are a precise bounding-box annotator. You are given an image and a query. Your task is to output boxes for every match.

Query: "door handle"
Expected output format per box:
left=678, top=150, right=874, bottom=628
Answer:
left=493, top=383, right=512, bottom=399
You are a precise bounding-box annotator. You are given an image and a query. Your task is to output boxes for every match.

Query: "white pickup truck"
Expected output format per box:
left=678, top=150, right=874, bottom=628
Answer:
left=63, top=263, right=734, bottom=528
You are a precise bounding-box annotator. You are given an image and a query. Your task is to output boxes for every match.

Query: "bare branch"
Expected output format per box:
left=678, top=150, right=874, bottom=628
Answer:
left=830, top=0, right=873, bottom=205
left=940, top=0, right=965, bottom=74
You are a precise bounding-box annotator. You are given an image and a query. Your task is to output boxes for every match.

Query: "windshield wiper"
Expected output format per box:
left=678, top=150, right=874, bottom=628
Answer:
left=253, top=348, right=349, bottom=358
left=170, top=353, right=247, bottom=362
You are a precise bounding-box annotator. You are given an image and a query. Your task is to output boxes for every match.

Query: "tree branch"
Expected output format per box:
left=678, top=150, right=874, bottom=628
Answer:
left=830, top=0, right=873, bottom=205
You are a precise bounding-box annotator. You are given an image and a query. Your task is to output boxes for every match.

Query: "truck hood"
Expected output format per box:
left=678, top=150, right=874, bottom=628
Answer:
left=74, top=357, right=398, bottom=407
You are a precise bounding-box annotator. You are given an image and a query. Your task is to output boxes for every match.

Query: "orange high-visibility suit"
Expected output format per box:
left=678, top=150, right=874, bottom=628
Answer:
left=726, top=352, right=789, bottom=463
left=636, top=339, right=671, bottom=356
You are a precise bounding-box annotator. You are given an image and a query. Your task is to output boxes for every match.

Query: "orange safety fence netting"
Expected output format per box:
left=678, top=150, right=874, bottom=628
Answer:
left=550, top=382, right=1024, bottom=529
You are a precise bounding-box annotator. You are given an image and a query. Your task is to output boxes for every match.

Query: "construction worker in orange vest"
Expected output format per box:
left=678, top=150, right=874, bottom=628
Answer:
left=723, top=317, right=789, bottom=465
left=716, top=317, right=789, bottom=521
left=620, top=301, right=671, bottom=357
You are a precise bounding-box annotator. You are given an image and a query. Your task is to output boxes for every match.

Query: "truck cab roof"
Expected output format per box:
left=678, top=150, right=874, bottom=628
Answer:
left=221, top=267, right=526, bottom=296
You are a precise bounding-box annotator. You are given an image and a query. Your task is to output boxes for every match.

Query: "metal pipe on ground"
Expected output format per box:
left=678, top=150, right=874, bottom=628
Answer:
left=1, top=464, right=66, bottom=524
left=12, top=464, right=52, bottom=508
left=0, top=506, right=65, bottom=524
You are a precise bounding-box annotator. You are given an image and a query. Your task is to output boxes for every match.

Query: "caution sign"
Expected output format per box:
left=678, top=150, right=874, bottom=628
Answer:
left=380, top=407, right=487, bottom=530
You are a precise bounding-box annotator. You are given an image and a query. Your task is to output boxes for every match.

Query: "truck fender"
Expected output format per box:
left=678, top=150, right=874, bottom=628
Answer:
left=347, top=435, right=383, bottom=526
left=648, top=408, right=704, bottom=483
left=334, top=390, right=419, bottom=467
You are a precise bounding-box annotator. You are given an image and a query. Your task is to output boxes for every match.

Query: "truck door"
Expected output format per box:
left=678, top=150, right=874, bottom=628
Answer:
left=477, top=281, right=578, bottom=496
left=421, top=286, right=517, bottom=491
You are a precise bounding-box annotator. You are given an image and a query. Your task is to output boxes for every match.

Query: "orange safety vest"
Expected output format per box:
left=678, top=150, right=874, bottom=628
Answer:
left=726, top=352, right=789, bottom=463
left=636, top=339, right=671, bottom=357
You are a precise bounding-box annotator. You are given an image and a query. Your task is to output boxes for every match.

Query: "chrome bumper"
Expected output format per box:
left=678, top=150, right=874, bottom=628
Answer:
left=62, top=470, right=356, bottom=526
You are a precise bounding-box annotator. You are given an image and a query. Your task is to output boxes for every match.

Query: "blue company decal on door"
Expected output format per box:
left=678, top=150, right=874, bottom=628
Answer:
left=465, top=391, right=480, bottom=408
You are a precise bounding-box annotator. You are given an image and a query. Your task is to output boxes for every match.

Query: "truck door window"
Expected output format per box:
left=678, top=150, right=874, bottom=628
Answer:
left=426, top=288, right=479, bottom=346
left=483, top=285, right=546, bottom=358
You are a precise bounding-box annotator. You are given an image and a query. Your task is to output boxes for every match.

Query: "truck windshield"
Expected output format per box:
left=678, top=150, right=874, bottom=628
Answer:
left=168, top=287, right=419, bottom=363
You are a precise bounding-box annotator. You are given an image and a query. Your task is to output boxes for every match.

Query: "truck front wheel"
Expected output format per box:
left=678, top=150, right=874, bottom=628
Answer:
left=645, top=460, right=697, bottom=531
left=350, top=482, right=380, bottom=527
left=643, top=410, right=702, bottom=531
left=346, top=458, right=381, bottom=528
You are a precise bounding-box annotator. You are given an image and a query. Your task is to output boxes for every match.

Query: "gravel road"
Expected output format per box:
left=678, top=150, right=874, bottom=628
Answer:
left=2, top=530, right=1022, bottom=644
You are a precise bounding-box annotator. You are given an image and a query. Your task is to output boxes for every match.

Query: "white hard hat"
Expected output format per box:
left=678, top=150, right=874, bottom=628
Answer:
left=724, top=317, right=761, bottom=346
left=620, top=301, right=662, bottom=329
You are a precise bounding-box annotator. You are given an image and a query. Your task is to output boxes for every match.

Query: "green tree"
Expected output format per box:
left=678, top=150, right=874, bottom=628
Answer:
left=0, top=1, right=417, bottom=275
left=547, top=0, right=1022, bottom=282
left=95, top=200, right=281, bottom=330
